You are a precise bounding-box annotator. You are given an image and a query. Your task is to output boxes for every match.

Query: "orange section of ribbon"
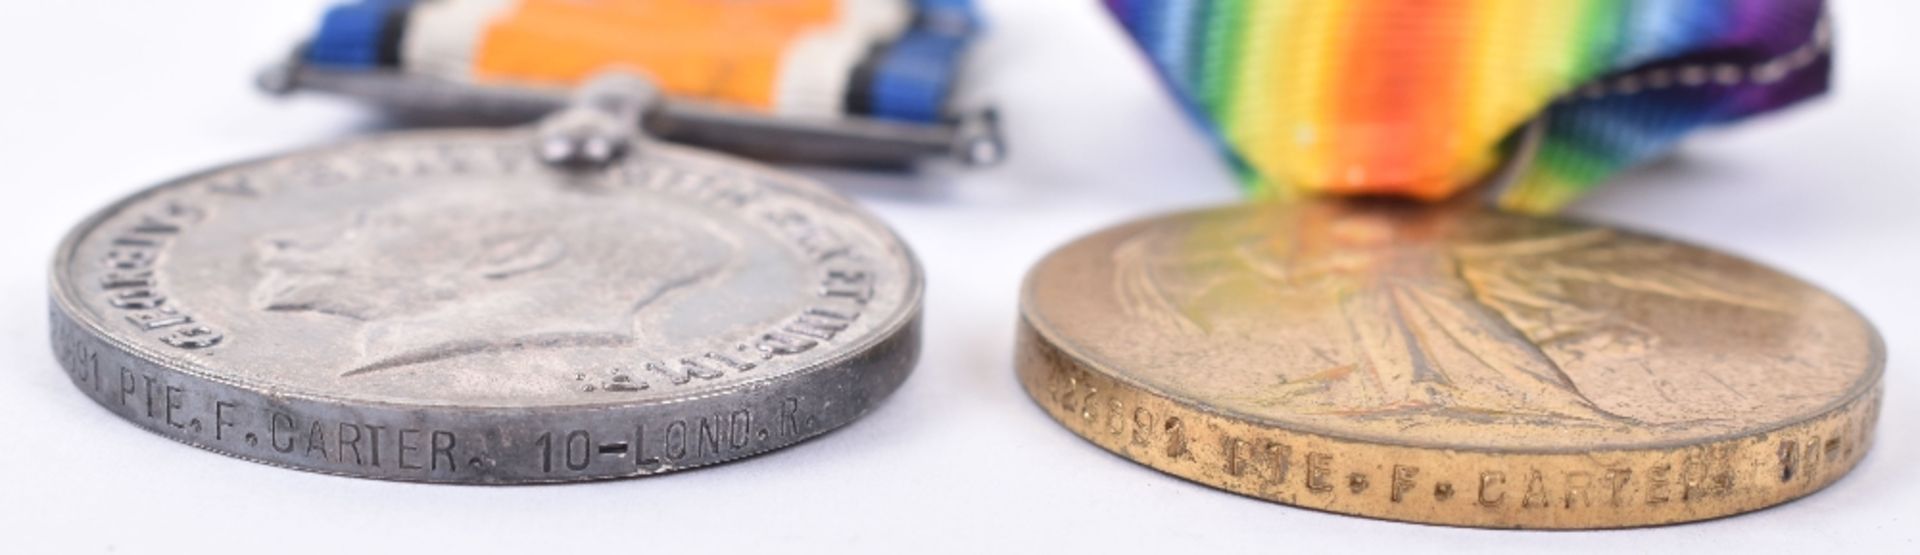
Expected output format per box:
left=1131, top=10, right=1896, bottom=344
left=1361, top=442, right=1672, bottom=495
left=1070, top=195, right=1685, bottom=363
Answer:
left=474, top=0, right=842, bottom=109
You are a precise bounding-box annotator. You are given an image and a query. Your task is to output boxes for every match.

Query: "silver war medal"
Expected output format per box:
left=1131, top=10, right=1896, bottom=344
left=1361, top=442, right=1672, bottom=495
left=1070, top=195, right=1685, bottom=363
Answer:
left=49, top=74, right=924, bottom=483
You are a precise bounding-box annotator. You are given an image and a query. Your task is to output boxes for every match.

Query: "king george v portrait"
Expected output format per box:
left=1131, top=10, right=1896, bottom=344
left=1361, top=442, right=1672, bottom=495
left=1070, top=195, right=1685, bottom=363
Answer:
left=250, top=185, right=737, bottom=377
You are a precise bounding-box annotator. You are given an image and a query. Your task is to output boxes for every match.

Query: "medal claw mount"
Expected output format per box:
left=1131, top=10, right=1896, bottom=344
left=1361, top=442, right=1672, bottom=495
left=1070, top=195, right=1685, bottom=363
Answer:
left=534, top=72, right=658, bottom=170
left=258, top=57, right=1005, bottom=171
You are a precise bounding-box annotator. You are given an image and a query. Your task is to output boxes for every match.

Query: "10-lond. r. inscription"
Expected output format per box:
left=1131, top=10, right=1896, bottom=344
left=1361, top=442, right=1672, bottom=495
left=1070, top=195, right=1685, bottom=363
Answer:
left=1037, top=354, right=1876, bottom=513
left=54, top=319, right=822, bottom=479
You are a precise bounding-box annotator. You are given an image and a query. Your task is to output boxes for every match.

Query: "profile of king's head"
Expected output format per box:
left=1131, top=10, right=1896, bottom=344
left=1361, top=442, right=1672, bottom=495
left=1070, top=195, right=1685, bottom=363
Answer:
left=251, top=186, right=736, bottom=377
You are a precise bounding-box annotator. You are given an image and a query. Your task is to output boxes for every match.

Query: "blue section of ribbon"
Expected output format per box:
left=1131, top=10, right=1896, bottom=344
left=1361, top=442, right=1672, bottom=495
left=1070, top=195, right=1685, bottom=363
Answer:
left=304, top=1, right=408, bottom=68
left=868, top=0, right=981, bottom=122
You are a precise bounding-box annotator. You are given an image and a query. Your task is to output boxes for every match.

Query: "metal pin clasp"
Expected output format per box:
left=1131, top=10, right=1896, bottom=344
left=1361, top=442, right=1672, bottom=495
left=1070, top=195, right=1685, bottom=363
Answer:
left=535, top=72, right=659, bottom=170
left=260, top=60, right=1006, bottom=170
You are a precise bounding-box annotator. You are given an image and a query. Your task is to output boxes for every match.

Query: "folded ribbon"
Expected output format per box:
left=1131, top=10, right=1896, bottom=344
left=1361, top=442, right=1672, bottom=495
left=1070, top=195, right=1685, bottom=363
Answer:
left=1105, top=0, right=1832, bottom=213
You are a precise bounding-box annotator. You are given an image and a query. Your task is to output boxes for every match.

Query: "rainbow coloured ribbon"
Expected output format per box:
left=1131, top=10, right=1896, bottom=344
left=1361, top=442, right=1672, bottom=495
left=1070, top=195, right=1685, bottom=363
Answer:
left=1105, top=0, right=1832, bottom=213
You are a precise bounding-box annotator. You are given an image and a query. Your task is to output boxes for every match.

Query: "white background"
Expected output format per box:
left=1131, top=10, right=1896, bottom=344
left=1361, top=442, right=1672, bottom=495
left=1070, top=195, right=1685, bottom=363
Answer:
left=2, top=1, right=1916, bottom=553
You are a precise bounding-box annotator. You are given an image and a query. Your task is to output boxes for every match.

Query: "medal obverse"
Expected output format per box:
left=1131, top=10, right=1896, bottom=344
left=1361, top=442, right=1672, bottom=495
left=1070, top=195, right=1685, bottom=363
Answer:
left=50, top=129, right=921, bottom=483
left=1017, top=201, right=1881, bottom=528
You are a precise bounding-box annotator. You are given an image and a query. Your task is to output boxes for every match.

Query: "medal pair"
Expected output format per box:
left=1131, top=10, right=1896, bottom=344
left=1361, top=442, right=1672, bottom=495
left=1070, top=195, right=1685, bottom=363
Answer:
left=47, top=0, right=1878, bottom=530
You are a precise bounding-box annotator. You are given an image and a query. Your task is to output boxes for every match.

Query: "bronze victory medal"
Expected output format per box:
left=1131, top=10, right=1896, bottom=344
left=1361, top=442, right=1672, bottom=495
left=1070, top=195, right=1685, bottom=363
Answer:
left=1016, top=201, right=1882, bottom=528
